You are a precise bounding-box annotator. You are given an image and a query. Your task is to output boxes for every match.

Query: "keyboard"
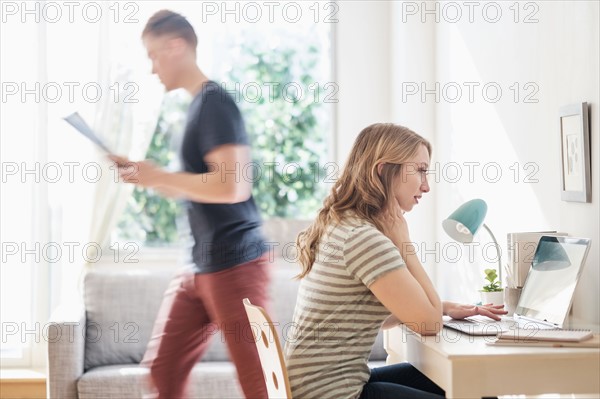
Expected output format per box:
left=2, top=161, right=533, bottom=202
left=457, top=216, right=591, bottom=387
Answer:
left=443, top=316, right=517, bottom=336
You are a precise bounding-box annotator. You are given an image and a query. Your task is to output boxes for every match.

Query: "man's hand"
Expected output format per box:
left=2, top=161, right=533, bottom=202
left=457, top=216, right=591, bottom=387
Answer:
left=108, top=155, right=167, bottom=188
left=108, top=144, right=251, bottom=203
left=443, top=301, right=508, bottom=321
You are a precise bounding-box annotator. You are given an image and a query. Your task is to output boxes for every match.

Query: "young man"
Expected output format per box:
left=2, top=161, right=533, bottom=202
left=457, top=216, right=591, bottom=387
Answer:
left=111, top=10, right=269, bottom=399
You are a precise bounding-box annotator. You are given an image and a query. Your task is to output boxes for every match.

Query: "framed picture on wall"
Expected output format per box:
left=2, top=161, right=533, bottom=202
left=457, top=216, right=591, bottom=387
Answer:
left=559, top=102, right=591, bottom=203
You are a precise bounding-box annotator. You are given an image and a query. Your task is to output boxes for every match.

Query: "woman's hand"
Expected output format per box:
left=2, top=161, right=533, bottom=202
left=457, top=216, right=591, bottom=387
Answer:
left=381, top=199, right=411, bottom=249
left=443, top=301, right=508, bottom=321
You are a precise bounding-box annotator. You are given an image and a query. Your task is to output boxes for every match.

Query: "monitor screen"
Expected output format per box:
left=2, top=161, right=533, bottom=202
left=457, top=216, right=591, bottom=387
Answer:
left=515, top=236, right=591, bottom=327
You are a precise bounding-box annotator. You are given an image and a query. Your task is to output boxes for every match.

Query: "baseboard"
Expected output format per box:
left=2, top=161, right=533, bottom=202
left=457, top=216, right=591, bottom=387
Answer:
left=0, top=369, right=46, bottom=399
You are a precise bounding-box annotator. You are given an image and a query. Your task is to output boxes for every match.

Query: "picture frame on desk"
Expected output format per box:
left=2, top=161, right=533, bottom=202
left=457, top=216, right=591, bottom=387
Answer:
left=559, top=102, right=591, bottom=203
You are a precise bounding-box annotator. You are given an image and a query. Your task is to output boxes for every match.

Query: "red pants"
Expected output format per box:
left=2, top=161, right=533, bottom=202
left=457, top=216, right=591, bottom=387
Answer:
left=142, top=256, right=270, bottom=399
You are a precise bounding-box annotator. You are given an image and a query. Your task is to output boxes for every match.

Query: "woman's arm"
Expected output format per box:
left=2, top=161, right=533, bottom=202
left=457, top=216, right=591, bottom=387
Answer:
left=370, top=265, right=442, bottom=335
left=381, top=301, right=507, bottom=330
left=369, top=200, right=442, bottom=335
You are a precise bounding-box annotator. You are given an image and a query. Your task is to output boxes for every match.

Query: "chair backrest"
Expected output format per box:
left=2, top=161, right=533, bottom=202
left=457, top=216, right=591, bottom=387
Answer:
left=243, top=298, right=293, bottom=399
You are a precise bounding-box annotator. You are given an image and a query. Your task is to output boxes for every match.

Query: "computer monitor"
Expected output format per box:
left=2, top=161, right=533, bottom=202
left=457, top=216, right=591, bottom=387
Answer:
left=514, top=236, right=592, bottom=328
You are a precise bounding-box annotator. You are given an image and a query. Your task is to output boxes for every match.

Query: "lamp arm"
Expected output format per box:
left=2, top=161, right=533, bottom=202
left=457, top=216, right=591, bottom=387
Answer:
left=482, top=223, right=503, bottom=287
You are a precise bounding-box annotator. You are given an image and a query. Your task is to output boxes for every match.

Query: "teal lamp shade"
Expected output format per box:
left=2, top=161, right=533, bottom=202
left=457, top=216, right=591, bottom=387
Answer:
left=532, top=236, right=571, bottom=271
left=442, top=199, right=488, bottom=243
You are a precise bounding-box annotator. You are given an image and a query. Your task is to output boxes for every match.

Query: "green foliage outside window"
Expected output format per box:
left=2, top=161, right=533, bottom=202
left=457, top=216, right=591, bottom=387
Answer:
left=223, top=31, right=330, bottom=218
left=116, top=27, right=330, bottom=246
left=115, top=92, right=189, bottom=245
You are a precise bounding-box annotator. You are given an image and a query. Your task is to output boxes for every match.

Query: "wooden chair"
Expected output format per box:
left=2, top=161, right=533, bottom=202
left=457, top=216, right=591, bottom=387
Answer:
left=243, top=298, right=293, bottom=399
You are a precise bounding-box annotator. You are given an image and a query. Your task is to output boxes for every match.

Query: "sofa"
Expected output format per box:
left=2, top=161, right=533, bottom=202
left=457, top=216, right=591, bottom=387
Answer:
left=47, top=220, right=388, bottom=398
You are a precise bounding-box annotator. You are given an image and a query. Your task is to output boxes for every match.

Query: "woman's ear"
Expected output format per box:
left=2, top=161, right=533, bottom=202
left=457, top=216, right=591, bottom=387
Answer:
left=377, top=163, right=385, bottom=176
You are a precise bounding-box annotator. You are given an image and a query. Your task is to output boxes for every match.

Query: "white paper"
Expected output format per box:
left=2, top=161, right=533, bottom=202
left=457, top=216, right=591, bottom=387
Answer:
left=63, top=112, right=114, bottom=154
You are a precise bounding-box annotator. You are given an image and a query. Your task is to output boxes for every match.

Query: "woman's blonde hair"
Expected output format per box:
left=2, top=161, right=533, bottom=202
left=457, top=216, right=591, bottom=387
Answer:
left=296, top=123, right=431, bottom=278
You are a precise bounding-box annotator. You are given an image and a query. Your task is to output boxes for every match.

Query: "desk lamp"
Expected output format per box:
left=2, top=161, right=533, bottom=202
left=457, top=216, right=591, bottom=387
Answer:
left=532, top=237, right=571, bottom=271
left=442, top=199, right=502, bottom=285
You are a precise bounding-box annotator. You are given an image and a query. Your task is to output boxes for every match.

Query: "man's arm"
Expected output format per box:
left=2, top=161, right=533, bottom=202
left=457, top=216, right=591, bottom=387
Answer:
left=110, top=143, right=252, bottom=204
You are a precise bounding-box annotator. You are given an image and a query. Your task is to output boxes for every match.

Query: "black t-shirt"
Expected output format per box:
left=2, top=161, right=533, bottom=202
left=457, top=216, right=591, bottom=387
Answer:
left=180, top=81, right=266, bottom=273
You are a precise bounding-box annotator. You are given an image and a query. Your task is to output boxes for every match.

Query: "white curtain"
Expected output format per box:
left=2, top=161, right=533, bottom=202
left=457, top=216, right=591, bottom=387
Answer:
left=88, top=69, right=163, bottom=253
left=55, top=8, right=163, bottom=306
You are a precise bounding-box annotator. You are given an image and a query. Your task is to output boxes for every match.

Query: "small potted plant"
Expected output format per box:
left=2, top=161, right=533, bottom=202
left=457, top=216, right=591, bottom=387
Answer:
left=479, top=268, right=504, bottom=305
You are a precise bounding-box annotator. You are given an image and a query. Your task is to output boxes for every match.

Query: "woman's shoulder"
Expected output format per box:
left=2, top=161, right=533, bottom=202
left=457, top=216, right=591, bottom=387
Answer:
left=336, top=214, right=383, bottom=240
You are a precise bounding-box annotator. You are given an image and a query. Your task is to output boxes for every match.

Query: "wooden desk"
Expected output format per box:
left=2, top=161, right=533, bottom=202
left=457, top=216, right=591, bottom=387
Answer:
left=383, top=324, right=600, bottom=399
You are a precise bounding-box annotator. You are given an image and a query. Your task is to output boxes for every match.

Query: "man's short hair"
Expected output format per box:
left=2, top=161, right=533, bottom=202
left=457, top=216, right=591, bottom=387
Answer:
left=142, top=10, right=197, bottom=50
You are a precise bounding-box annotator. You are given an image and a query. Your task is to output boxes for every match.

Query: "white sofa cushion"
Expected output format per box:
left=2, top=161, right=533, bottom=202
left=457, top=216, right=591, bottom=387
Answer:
left=83, top=260, right=304, bottom=369
left=83, top=269, right=174, bottom=370
left=78, top=362, right=244, bottom=399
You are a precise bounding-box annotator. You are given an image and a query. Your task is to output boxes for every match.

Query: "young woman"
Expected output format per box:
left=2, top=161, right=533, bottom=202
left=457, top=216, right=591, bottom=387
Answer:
left=285, top=123, right=506, bottom=399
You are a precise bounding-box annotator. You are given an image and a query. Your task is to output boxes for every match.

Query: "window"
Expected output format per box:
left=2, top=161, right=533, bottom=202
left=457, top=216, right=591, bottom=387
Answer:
left=1, top=6, right=50, bottom=366
left=1, top=2, right=336, bottom=368
left=114, top=91, right=190, bottom=246
left=222, top=28, right=332, bottom=218
left=114, top=4, right=334, bottom=247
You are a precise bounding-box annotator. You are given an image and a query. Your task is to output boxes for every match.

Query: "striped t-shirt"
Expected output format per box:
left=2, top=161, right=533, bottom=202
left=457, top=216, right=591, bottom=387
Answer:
left=284, top=216, right=406, bottom=399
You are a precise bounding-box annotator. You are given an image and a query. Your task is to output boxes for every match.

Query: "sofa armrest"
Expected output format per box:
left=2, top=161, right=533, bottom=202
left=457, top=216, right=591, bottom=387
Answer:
left=47, top=303, right=86, bottom=399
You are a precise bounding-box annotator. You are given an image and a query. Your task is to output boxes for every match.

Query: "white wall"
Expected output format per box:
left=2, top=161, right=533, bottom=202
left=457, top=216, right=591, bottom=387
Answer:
left=334, top=1, right=442, bottom=275
left=389, top=3, right=438, bottom=274
left=387, top=1, right=598, bottom=325
left=334, top=1, right=392, bottom=163
left=328, top=1, right=598, bottom=324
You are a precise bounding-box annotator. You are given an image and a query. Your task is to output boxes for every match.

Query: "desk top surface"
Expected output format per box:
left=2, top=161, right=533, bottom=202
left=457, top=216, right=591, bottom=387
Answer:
left=389, top=324, right=600, bottom=359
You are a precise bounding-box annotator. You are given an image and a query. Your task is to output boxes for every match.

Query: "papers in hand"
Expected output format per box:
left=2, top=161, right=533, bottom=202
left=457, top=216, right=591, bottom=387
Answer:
left=63, top=112, right=114, bottom=154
